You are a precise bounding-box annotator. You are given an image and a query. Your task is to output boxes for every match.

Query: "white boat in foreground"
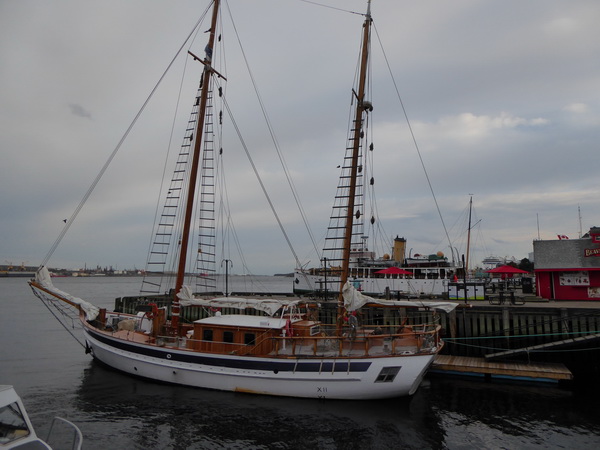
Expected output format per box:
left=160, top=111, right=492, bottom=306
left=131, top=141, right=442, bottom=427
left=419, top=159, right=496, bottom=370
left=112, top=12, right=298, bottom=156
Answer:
left=0, top=385, right=82, bottom=450
left=29, top=0, right=456, bottom=400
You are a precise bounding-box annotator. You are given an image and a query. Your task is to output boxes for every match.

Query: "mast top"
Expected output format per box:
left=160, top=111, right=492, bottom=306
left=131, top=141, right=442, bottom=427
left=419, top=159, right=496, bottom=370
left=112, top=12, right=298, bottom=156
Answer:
left=366, top=0, right=372, bottom=18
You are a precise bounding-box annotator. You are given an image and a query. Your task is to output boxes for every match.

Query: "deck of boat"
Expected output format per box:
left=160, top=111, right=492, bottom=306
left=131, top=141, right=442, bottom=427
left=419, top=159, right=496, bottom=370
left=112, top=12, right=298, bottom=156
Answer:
left=109, top=329, right=154, bottom=343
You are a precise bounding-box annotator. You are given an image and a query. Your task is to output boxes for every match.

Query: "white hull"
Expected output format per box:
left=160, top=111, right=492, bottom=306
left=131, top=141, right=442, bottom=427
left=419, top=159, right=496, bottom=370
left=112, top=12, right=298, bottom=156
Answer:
left=83, top=325, right=435, bottom=400
left=294, top=270, right=449, bottom=298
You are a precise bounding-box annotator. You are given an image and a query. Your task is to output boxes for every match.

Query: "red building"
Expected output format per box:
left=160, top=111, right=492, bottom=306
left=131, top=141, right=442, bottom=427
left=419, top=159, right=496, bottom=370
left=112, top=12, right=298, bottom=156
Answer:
left=534, top=227, right=600, bottom=300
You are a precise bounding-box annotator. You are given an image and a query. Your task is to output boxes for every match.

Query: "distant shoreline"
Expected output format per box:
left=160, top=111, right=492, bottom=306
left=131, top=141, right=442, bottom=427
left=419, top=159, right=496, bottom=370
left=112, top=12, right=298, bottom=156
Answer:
left=0, top=268, right=295, bottom=278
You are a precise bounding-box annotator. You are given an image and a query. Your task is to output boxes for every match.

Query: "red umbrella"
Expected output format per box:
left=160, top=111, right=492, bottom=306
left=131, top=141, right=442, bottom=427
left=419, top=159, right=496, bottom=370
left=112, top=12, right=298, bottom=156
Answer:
left=374, top=267, right=412, bottom=275
left=485, top=265, right=529, bottom=274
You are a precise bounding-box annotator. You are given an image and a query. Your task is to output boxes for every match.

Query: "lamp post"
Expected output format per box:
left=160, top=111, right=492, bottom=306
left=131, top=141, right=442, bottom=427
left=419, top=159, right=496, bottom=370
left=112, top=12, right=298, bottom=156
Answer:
left=321, top=257, right=328, bottom=300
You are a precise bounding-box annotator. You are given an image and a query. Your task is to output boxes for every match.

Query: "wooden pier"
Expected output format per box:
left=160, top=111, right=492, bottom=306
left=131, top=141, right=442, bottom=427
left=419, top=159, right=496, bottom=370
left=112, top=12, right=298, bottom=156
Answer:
left=430, top=354, right=573, bottom=383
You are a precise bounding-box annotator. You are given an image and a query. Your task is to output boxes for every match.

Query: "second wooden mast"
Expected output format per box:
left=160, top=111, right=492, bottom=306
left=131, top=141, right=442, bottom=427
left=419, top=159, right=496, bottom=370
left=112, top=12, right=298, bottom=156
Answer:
left=337, top=1, right=373, bottom=324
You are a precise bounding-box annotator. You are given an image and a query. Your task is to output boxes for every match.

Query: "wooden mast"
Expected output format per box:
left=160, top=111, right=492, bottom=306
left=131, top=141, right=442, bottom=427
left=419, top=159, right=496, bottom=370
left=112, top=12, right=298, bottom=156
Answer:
left=337, top=1, right=372, bottom=329
left=465, top=195, right=472, bottom=277
left=172, top=0, right=221, bottom=332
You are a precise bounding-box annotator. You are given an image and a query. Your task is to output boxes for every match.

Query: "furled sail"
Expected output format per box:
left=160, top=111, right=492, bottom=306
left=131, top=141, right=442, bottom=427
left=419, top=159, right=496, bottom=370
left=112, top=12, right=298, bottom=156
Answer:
left=177, top=285, right=300, bottom=317
left=342, top=281, right=457, bottom=313
left=33, top=267, right=100, bottom=320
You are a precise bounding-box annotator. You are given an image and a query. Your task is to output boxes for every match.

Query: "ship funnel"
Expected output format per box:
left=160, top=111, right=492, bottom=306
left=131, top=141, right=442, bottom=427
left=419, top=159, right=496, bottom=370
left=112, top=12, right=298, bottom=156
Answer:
left=393, top=236, right=406, bottom=264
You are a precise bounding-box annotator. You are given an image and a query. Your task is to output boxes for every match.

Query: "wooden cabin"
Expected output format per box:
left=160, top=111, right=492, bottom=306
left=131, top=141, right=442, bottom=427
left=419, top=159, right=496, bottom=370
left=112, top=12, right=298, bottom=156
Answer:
left=187, top=314, right=323, bottom=356
left=189, top=314, right=288, bottom=355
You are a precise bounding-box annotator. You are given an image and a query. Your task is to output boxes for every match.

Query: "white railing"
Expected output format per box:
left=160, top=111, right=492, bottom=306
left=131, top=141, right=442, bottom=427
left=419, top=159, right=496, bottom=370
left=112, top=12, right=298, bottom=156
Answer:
left=45, top=417, right=83, bottom=450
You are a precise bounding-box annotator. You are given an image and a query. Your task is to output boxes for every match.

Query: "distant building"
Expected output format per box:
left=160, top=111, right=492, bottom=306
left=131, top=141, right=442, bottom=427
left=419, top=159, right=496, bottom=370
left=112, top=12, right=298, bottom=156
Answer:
left=533, top=227, right=600, bottom=300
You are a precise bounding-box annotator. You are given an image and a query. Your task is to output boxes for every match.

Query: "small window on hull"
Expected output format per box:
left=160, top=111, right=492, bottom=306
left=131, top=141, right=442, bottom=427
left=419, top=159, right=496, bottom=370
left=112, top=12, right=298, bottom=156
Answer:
left=375, top=366, right=401, bottom=383
left=244, top=333, right=256, bottom=345
left=0, top=402, right=31, bottom=444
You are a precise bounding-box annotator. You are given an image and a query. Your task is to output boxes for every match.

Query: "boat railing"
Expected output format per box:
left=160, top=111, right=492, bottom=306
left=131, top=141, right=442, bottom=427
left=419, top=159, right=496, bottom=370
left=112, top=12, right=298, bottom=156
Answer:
left=101, top=313, right=441, bottom=358
left=45, top=417, right=83, bottom=450
left=174, top=324, right=441, bottom=358
left=271, top=325, right=441, bottom=357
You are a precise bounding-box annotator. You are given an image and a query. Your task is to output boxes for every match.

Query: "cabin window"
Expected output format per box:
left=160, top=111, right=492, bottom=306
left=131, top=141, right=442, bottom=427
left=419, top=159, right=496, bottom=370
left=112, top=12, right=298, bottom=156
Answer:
left=0, top=401, right=31, bottom=443
left=202, top=329, right=213, bottom=342
left=375, top=366, right=401, bottom=383
left=223, top=331, right=234, bottom=343
left=244, top=333, right=256, bottom=345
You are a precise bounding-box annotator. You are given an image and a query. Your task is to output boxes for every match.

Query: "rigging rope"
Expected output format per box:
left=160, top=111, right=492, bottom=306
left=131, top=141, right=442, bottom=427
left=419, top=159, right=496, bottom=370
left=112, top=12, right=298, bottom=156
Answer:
left=143, top=15, right=208, bottom=294
left=445, top=339, right=600, bottom=354
left=445, top=329, right=600, bottom=340
left=444, top=328, right=600, bottom=354
left=225, top=1, right=321, bottom=265
left=221, top=96, right=303, bottom=271
left=296, top=0, right=364, bottom=16
left=372, top=22, right=455, bottom=262
left=31, top=287, right=87, bottom=349
left=39, top=6, right=212, bottom=269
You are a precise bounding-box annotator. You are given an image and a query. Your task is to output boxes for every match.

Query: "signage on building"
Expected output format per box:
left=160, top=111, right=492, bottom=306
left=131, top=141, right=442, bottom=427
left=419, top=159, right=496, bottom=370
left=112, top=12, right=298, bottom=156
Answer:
left=588, top=287, right=600, bottom=298
left=559, top=271, right=589, bottom=286
left=584, top=248, right=600, bottom=257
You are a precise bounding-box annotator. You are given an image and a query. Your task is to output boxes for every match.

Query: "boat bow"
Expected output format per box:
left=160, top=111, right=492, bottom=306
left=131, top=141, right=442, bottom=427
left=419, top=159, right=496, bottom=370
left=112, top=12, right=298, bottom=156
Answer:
left=30, top=266, right=99, bottom=321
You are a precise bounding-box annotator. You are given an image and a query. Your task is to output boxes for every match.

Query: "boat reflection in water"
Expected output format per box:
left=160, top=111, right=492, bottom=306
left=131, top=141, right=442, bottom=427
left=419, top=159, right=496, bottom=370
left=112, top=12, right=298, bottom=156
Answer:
left=71, top=360, right=597, bottom=449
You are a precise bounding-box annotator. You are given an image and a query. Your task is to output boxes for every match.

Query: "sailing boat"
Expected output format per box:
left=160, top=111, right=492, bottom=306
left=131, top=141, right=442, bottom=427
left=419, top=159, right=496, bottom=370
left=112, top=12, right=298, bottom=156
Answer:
left=29, top=0, right=456, bottom=400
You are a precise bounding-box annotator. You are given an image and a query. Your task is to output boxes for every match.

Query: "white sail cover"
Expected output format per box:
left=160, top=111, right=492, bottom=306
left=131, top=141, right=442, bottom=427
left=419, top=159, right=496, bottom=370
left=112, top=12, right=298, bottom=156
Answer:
left=177, top=285, right=300, bottom=317
left=342, top=281, right=457, bottom=313
left=34, top=267, right=100, bottom=321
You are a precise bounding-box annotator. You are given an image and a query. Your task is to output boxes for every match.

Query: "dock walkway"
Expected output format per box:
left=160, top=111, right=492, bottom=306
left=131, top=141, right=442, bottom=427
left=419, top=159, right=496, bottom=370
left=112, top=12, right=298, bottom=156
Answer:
left=430, top=354, right=573, bottom=383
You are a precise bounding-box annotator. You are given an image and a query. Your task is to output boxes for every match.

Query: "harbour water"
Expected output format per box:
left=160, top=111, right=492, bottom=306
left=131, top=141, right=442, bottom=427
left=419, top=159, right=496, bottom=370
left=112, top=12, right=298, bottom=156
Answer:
left=2, top=276, right=600, bottom=449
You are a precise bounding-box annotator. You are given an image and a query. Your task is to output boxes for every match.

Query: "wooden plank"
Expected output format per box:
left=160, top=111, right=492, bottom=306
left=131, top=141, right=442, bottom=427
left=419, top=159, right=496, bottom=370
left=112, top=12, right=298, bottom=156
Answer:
left=550, top=314, right=558, bottom=336
left=528, top=314, right=537, bottom=340
left=560, top=308, right=570, bottom=338
left=493, top=313, right=500, bottom=335
left=572, top=314, right=580, bottom=335
left=502, top=308, right=510, bottom=337
left=449, top=309, right=457, bottom=339
left=432, top=354, right=572, bottom=381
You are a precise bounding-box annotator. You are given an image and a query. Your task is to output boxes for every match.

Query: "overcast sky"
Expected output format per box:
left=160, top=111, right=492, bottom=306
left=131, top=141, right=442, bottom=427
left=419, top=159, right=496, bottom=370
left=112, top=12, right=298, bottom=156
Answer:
left=2, top=0, right=599, bottom=275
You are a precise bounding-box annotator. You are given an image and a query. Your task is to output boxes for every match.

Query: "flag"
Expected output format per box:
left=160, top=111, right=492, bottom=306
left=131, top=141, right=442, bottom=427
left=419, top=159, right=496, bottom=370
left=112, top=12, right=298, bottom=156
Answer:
left=557, top=234, right=569, bottom=240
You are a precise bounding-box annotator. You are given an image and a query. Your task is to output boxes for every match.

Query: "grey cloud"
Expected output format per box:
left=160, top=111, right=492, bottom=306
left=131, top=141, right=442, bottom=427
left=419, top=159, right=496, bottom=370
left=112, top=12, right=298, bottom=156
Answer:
left=68, top=103, right=92, bottom=119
